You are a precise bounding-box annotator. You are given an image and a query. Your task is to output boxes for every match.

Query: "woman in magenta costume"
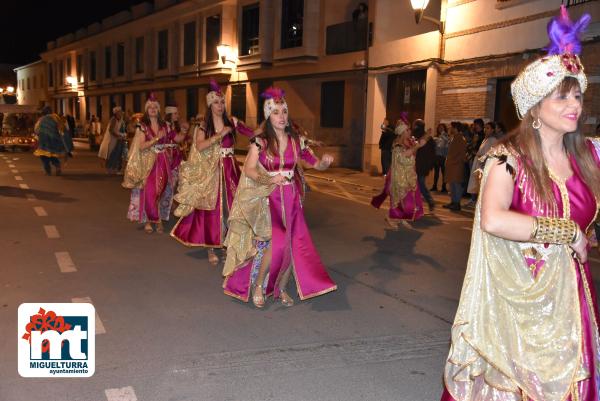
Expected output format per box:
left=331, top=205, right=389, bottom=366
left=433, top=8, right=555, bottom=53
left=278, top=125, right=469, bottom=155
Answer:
left=440, top=8, right=600, bottom=401
left=371, top=113, right=431, bottom=228
left=170, top=79, right=255, bottom=265
left=222, top=87, right=337, bottom=308
left=123, top=93, right=186, bottom=234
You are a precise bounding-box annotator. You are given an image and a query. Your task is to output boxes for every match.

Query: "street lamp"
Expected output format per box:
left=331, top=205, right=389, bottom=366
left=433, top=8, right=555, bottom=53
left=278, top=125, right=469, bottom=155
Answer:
left=216, top=44, right=238, bottom=67
left=7, top=86, right=14, bottom=93
left=0, top=88, right=4, bottom=93
left=411, top=0, right=445, bottom=33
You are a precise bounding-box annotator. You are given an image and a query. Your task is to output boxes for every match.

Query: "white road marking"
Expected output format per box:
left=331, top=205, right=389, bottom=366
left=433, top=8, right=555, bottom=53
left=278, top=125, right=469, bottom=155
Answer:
left=12, top=157, right=19, bottom=160
left=34, top=206, right=48, bottom=217
left=14, top=176, right=23, bottom=181
left=461, top=226, right=473, bottom=231
left=44, top=225, right=60, bottom=239
left=72, top=297, right=106, bottom=335
left=25, top=193, right=37, bottom=201
left=55, top=251, right=77, bottom=273
left=8, top=164, right=16, bottom=168
left=589, top=256, right=600, bottom=264
left=104, top=387, right=138, bottom=401
left=11, top=169, right=18, bottom=173
left=19, top=184, right=30, bottom=189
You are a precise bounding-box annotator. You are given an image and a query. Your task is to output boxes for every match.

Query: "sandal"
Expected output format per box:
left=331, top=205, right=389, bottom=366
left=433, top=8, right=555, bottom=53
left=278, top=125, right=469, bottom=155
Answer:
left=156, top=222, right=164, bottom=234
left=252, top=284, right=265, bottom=308
left=144, top=223, right=154, bottom=234
left=279, top=290, right=294, bottom=307
left=385, top=217, right=399, bottom=230
left=208, top=249, right=219, bottom=265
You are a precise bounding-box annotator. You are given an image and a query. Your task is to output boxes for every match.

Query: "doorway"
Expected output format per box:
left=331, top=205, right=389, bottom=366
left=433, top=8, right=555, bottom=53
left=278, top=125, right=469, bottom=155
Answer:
left=494, top=77, right=519, bottom=133
left=386, top=69, right=426, bottom=127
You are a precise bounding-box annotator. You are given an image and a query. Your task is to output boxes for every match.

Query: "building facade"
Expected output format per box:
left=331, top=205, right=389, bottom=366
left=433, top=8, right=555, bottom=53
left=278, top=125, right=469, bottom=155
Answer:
left=363, top=0, right=600, bottom=173
left=15, top=60, right=48, bottom=108
left=29, top=0, right=600, bottom=171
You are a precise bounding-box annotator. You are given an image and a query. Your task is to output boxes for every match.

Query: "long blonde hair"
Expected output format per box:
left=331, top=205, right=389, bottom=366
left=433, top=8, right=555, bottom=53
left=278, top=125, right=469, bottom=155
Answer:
left=501, top=77, right=600, bottom=205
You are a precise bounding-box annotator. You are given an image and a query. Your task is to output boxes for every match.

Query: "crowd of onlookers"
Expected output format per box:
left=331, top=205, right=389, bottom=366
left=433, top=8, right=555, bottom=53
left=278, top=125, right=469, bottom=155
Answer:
left=379, top=117, right=509, bottom=212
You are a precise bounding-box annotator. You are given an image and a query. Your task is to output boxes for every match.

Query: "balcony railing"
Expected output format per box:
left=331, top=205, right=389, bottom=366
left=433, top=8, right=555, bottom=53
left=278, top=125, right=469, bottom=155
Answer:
left=325, top=19, right=368, bottom=56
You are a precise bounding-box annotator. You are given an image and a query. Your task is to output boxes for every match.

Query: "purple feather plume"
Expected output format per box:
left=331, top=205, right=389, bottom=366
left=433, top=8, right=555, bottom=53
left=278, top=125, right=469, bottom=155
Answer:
left=147, top=92, right=158, bottom=101
left=546, top=5, right=590, bottom=55
left=261, top=86, right=285, bottom=100
left=209, top=78, right=222, bottom=94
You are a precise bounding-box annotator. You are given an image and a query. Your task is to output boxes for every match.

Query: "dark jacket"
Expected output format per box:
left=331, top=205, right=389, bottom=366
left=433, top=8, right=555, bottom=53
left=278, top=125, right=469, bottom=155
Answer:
left=378, top=127, right=395, bottom=151
left=416, top=138, right=436, bottom=176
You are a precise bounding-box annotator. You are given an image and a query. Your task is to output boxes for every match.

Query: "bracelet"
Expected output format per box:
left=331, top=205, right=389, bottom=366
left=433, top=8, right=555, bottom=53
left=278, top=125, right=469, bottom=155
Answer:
left=530, top=216, right=578, bottom=244
left=530, top=217, right=539, bottom=239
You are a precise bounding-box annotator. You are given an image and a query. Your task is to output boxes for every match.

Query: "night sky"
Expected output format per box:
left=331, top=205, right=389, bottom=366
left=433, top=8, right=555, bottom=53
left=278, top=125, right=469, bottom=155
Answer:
left=2, top=0, right=146, bottom=65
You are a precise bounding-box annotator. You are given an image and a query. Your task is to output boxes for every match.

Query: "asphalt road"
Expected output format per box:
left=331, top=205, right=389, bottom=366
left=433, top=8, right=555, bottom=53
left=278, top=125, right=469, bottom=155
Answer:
left=2, top=147, right=599, bottom=401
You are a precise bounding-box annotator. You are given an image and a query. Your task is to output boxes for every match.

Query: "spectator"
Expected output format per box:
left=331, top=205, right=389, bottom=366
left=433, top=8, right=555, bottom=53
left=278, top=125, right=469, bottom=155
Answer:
left=495, top=121, right=507, bottom=139
left=444, top=122, right=467, bottom=211
left=352, top=2, right=368, bottom=22
left=466, top=121, right=499, bottom=207
left=378, top=118, right=395, bottom=175
left=413, top=119, right=436, bottom=211
left=596, top=123, right=600, bottom=135
left=431, top=123, right=449, bottom=192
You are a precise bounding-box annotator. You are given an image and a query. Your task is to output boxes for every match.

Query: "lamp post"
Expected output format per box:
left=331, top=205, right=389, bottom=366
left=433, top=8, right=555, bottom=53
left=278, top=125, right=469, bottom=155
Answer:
left=411, top=0, right=445, bottom=34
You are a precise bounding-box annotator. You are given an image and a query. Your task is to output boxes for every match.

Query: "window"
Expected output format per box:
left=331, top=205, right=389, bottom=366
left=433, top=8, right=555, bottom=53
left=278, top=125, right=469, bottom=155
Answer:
left=58, top=60, right=64, bottom=86
left=66, top=56, right=72, bottom=77
left=133, top=92, right=142, bottom=113
left=90, top=51, right=97, bottom=81
left=105, top=46, right=112, bottom=79
left=27, top=78, right=30, bottom=90
left=205, top=15, right=221, bottom=61
left=186, top=88, right=198, bottom=120
left=96, top=96, right=102, bottom=119
left=158, top=29, right=169, bottom=70
left=241, top=4, right=260, bottom=56
left=320, top=81, right=344, bottom=128
left=76, top=54, right=83, bottom=82
left=33, top=76, right=37, bottom=89
left=48, top=63, right=54, bottom=87
left=183, top=21, right=196, bottom=66
left=281, top=0, right=303, bottom=49
left=135, top=37, right=144, bottom=74
left=230, top=84, right=246, bottom=122
left=110, top=94, right=125, bottom=112
left=165, top=89, right=176, bottom=107
left=75, top=97, right=81, bottom=120
left=85, top=96, right=91, bottom=120
left=117, top=43, right=125, bottom=76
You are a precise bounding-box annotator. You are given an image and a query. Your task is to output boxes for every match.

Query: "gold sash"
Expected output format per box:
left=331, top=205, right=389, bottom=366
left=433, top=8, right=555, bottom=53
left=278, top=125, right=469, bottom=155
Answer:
left=173, top=128, right=222, bottom=217
left=222, top=163, right=275, bottom=277
left=390, top=146, right=417, bottom=207
left=122, top=128, right=157, bottom=189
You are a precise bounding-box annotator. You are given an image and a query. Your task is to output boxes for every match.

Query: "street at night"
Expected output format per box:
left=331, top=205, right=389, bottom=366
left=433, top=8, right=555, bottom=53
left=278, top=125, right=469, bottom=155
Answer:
left=2, top=0, right=600, bottom=400
left=0, top=145, right=475, bottom=400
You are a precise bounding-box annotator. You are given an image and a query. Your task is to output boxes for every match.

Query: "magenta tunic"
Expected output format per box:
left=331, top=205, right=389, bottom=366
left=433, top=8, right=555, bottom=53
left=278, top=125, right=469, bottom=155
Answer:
left=441, top=141, right=600, bottom=401
left=171, top=123, right=254, bottom=248
left=371, top=163, right=424, bottom=221
left=223, top=137, right=337, bottom=301
left=127, top=123, right=177, bottom=223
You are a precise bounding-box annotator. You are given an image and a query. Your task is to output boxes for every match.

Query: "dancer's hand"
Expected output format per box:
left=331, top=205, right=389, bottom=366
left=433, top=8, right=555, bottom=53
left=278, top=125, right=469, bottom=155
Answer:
left=318, top=154, right=333, bottom=170
left=570, top=228, right=588, bottom=264
left=270, top=174, right=287, bottom=186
